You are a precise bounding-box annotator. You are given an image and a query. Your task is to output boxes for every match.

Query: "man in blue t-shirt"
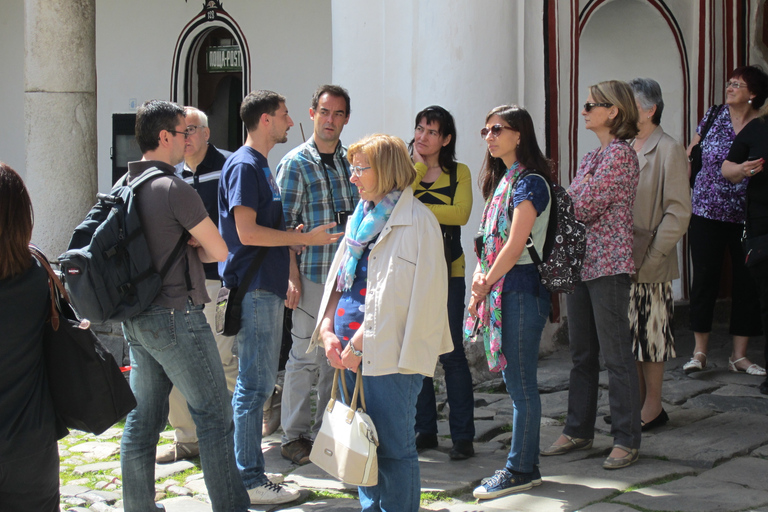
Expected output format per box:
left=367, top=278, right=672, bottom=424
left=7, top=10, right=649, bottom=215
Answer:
left=218, top=90, right=341, bottom=506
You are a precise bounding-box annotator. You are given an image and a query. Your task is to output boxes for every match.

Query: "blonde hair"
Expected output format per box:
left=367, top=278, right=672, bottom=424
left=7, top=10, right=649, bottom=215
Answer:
left=590, top=80, right=639, bottom=140
left=347, top=134, right=416, bottom=195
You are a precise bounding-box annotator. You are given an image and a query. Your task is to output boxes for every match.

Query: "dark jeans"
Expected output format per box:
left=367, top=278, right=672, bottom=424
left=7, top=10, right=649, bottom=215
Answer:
left=0, top=442, right=59, bottom=512
left=688, top=214, right=762, bottom=335
left=564, top=274, right=641, bottom=450
left=415, top=277, right=475, bottom=441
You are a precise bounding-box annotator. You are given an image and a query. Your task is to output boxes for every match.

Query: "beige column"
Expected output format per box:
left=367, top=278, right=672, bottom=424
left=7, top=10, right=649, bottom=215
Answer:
left=24, top=0, right=97, bottom=258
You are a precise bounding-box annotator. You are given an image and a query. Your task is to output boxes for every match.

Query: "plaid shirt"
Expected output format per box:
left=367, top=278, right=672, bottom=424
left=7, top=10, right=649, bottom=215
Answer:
left=276, top=136, right=359, bottom=284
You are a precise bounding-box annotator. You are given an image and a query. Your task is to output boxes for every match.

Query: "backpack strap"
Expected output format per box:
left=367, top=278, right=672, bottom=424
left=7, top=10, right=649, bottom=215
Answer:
left=231, top=213, right=284, bottom=302
left=513, top=171, right=550, bottom=266
left=699, top=104, right=723, bottom=143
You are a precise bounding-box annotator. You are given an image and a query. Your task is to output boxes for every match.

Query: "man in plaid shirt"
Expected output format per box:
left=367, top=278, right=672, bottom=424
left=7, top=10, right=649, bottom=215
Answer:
left=276, top=85, right=359, bottom=464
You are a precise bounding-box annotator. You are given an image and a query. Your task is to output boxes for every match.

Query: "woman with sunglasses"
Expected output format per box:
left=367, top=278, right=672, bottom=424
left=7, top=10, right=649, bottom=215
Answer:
left=542, top=80, right=642, bottom=469
left=468, top=105, right=552, bottom=499
left=407, top=106, right=475, bottom=460
left=684, top=66, right=768, bottom=377
left=312, top=134, right=452, bottom=512
left=0, top=163, right=66, bottom=511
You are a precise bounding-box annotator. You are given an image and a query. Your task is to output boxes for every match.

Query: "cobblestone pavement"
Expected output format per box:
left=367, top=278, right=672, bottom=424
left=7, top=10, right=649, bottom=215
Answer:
left=58, top=322, right=768, bottom=512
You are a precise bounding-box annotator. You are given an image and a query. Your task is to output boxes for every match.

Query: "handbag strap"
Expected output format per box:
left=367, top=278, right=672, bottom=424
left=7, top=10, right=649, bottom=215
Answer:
left=699, top=104, right=723, bottom=143
left=29, top=245, right=66, bottom=331
left=331, top=367, right=367, bottom=412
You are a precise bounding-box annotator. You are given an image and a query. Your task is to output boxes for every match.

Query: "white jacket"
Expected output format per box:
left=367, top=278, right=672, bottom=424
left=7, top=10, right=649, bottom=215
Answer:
left=310, top=187, right=453, bottom=376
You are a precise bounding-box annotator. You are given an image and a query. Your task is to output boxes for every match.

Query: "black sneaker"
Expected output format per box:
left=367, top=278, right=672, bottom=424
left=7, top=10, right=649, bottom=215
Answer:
left=473, top=469, right=533, bottom=499
left=415, top=432, right=438, bottom=452
left=532, top=465, right=542, bottom=486
left=449, top=440, right=474, bottom=460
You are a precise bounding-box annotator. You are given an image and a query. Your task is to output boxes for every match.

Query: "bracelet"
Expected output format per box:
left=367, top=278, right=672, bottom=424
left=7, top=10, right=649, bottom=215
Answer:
left=351, top=344, right=363, bottom=357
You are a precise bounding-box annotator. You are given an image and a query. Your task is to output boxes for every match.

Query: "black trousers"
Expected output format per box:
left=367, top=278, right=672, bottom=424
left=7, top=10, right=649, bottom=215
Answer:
left=0, top=442, right=60, bottom=512
left=688, top=214, right=762, bottom=336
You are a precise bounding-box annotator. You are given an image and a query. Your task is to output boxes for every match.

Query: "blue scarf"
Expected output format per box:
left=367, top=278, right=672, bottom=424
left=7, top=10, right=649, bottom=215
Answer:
left=337, top=189, right=402, bottom=291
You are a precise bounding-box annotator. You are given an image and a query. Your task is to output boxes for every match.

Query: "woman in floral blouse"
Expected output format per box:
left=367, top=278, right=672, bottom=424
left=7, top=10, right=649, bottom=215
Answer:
left=684, top=66, right=768, bottom=376
left=542, top=80, right=642, bottom=470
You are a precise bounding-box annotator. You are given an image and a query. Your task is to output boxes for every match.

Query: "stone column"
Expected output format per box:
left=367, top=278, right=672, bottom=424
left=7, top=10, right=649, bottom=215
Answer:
left=24, top=0, right=97, bottom=258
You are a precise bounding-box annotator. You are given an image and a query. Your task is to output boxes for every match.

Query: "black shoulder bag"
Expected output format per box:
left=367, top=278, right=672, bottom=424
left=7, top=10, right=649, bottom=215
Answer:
left=439, top=164, right=458, bottom=279
left=215, top=215, right=283, bottom=336
left=689, top=105, right=723, bottom=188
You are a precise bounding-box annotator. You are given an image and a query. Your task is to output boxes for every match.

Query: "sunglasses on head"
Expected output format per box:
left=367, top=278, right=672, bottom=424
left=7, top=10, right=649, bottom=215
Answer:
left=480, top=124, right=515, bottom=139
left=583, top=102, right=613, bottom=112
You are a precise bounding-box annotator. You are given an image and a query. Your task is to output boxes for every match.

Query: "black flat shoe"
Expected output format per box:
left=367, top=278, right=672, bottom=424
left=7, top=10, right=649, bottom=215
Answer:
left=603, top=415, right=612, bottom=425
left=449, top=440, right=474, bottom=460
left=760, top=378, right=768, bottom=395
left=641, top=408, right=669, bottom=431
left=415, top=432, right=438, bottom=451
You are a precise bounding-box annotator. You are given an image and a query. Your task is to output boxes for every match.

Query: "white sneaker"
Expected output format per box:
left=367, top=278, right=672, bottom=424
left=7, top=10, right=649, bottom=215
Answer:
left=247, top=481, right=299, bottom=505
left=266, top=472, right=285, bottom=484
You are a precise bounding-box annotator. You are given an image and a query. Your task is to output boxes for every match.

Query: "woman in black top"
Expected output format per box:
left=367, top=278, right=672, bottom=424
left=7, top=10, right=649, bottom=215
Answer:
left=722, top=112, right=768, bottom=394
left=0, top=162, right=64, bottom=511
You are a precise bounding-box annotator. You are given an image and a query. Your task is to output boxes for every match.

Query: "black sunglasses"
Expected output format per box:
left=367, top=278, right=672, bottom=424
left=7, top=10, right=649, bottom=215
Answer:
left=480, top=124, right=515, bottom=139
left=583, top=102, right=613, bottom=112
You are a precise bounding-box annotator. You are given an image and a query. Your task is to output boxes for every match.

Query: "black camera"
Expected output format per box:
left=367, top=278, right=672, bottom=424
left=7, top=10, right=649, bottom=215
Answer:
left=334, top=210, right=353, bottom=226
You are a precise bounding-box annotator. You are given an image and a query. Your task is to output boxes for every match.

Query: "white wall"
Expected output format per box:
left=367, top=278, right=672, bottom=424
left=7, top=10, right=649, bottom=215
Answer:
left=332, top=0, right=542, bottom=276
left=95, top=0, right=333, bottom=191
left=0, top=1, right=26, bottom=174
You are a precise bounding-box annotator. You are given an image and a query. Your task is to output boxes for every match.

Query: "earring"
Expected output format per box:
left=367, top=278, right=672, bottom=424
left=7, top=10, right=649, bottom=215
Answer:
left=749, top=99, right=753, bottom=104
left=647, top=115, right=651, bottom=119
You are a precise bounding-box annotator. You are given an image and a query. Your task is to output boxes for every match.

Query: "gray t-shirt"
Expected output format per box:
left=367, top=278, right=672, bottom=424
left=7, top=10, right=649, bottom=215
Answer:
left=127, top=160, right=209, bottom=310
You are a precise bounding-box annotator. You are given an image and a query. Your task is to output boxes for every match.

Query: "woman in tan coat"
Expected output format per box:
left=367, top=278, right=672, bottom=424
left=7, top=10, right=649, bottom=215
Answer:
left=625, top=78, right=691, bottom=430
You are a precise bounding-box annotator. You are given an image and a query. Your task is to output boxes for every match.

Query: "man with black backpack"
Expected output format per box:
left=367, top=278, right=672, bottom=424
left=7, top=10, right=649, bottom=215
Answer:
left=119, top=100, right=250, bottom=512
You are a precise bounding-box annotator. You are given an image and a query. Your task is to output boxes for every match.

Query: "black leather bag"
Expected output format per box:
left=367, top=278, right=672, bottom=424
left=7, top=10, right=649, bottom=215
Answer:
left=30, top=246, right=137, bottom=435
left=689, top=105, right=722, bottom=188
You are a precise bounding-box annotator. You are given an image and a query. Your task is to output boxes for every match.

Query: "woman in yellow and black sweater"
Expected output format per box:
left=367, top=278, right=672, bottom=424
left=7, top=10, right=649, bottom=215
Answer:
left=408, top=105, right=475, bottom=460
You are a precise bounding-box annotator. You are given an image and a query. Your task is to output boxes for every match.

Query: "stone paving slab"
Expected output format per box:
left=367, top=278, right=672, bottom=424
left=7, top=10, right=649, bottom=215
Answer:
left=542, top=456, right=696, bottom=491
left=579, top=504, right=644, bottom=512
left=613, top=475, right=768, bottom=512
left=711, top=383, right=766, bottom=397
left=281, top=497, right=364, bottom=511
left=685, top=394, right=768, bottom=415
left=698, top=456, right=768, bottom=491
left=69, top=441, right=121, bottom=459
left=471, top=393, right=508, bottom=407
left=154, top=460, right=195, bottom=480
left=660, top=378, right=721, bottom=405
left=73, top=461, right=122, bottom=475
left=639, top=412, right=768, bottom=468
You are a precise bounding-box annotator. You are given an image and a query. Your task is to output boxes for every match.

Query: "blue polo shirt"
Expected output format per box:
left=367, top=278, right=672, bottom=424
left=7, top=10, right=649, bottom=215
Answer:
left=218, top=146, right=289, bottom=299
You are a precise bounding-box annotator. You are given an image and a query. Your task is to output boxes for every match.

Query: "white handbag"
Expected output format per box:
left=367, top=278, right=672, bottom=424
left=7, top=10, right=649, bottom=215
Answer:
left=310, top=369, right=379, bottom=486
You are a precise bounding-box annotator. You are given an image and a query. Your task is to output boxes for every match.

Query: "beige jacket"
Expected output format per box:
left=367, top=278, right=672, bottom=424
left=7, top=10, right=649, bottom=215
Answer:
left=633, top=125, right=692, bottom=283
left=310, top=187, right=453, bottom=377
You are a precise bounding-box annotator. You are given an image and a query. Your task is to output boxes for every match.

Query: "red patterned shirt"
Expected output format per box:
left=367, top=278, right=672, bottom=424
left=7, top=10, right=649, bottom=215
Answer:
left=568, top=139, right=639, bottom=281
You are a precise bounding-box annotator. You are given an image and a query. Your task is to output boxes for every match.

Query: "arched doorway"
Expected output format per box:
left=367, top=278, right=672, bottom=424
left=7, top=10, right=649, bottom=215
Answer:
left=171, top=3, right=250, bottom=151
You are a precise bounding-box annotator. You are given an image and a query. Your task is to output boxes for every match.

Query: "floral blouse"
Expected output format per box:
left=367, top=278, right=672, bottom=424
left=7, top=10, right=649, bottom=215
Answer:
left=691, top=105, right=748, bottom=223
left=568, top=139, right=639, bottom=281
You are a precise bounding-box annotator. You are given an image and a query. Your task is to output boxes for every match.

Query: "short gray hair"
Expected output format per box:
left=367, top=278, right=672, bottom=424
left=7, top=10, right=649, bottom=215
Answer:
left=628, top=78, right=664, bottom=126
left=184, top=106, right=208, bottom=127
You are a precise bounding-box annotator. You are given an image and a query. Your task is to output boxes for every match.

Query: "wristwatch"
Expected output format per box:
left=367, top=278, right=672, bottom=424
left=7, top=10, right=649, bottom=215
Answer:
left=350, top=343, right=363, bottom=357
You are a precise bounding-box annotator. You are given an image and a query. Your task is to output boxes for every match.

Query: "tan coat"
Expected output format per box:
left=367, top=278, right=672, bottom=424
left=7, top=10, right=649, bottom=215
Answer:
left=310, top=187, right=453, bottom=377
left=633, top=125, right=692, bottom=283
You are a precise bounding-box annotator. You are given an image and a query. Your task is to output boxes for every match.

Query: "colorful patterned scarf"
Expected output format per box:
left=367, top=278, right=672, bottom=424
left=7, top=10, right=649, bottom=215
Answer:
left=464, top=162, right=522, bottom=372
left=337, top=189, right=402, bottom=291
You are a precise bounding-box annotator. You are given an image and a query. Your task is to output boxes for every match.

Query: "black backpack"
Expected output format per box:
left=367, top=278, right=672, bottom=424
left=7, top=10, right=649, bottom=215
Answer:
left=517, top=171, right=586, bottom=293
left=58, top=168, right=189, bottom=323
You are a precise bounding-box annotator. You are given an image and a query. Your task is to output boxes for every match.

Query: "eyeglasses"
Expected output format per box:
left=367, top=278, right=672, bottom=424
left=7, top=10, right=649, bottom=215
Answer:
left=166, top=129, right=189, bottom=139
left=480, top=124, right=515, bottom=139
left=583, top=102, right=613, bottom=112
left=350, top=165, right=371, bottom=177
left=726, top=81, right=748, bottom=90
left=185, top=125, right=206, bottom=136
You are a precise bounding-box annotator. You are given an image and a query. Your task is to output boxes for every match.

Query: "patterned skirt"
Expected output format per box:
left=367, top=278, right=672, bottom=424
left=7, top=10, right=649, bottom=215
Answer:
left=629, top=281, right=676, bottom=362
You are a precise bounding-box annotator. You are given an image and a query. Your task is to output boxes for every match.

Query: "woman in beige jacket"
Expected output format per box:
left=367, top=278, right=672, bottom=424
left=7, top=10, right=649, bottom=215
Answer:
left=623, top=78, right=691, bottom=430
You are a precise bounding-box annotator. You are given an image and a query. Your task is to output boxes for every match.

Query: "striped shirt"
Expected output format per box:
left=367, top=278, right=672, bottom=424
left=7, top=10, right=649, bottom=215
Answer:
left=276, top=136, right=359, bottom=284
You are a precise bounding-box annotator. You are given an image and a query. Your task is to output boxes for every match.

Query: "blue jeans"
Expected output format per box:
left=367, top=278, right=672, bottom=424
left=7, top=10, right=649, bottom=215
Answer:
left=415, top=277, right=475, bottom=441
left=564, top=275, right=641, bottom=449
left=501, top=290, right=550, bottom=473
left=233, top=289, right=284, bottom=489
left=121, top=302, right=249, bottom=512
left=342, top=371, right=422, bottom=512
